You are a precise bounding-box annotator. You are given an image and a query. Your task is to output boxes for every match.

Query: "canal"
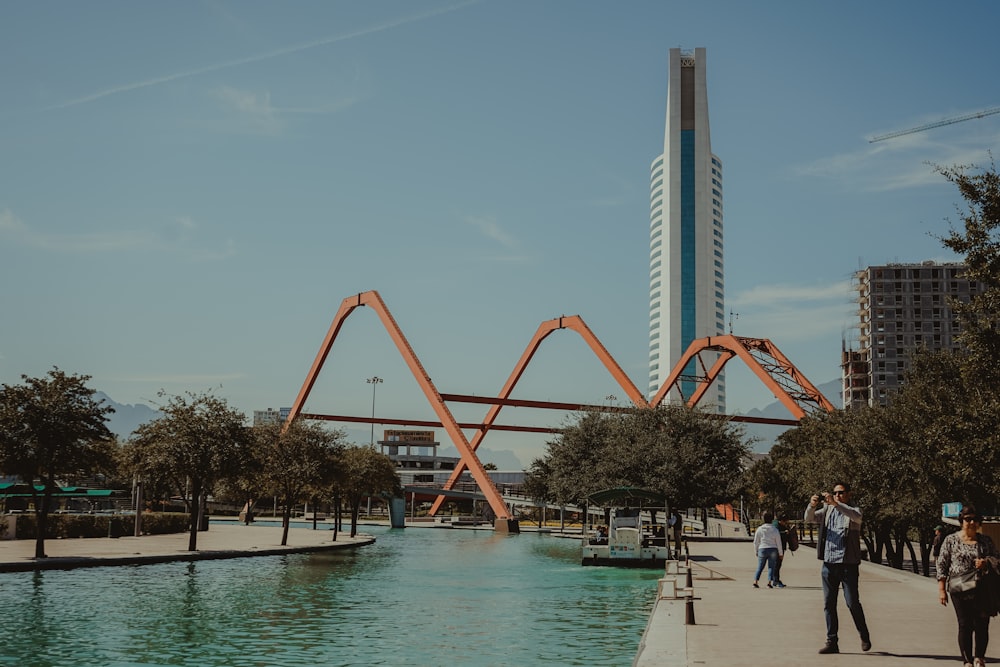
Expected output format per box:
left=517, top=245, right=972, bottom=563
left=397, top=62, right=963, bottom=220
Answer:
left=0, top=524, right=661, bottom=666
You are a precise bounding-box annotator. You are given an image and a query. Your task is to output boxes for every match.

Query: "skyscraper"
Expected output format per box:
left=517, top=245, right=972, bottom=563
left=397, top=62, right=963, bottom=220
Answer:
left=648, top=47, right=725, bottom=410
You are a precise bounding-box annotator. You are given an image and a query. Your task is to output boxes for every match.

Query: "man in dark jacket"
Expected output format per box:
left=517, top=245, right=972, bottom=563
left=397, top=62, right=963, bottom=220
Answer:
left=805, top=482, right=872, bottom=655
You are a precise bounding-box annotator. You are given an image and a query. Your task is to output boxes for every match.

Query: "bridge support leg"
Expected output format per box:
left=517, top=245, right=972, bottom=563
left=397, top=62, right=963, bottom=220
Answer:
left=494, top=518, right=520, bottom=534
left=387, top=497, right=406, bottom=529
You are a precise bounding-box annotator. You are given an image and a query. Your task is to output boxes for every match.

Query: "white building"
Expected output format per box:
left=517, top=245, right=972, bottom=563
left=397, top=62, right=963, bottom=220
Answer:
left=648, top=47, right=726, bottom=410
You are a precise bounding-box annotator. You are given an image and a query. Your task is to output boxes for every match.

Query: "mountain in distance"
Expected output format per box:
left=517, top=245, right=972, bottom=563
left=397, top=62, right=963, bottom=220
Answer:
left=95, top=392, right=161, bottom=440
left=737, top=378, right=843, bottom=453
left=437, top=446, right=525, bottom=471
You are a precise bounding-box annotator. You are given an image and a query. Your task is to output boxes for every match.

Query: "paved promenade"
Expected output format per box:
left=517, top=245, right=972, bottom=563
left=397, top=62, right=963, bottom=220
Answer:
left=0, top=521, right=373, bottom=572
left=636, top=539, right=971, bottom=667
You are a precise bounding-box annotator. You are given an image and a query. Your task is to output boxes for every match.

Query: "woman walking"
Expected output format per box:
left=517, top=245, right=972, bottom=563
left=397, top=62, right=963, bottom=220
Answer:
left=752, top=511, right=783, bottom=588
left=938, top=505, right=998, bottom=667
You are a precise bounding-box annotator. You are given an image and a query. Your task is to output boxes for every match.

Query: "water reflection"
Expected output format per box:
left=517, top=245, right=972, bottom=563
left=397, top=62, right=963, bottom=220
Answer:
left=0, top=526, right=658, bottom=666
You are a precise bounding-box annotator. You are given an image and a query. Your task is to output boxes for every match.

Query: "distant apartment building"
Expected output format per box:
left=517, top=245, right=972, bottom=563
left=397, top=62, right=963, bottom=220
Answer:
left=253, top=407, right=291, bottom=426
left=648, top=47, right=726, bottom=410
left=842, top=261, right=980, bottom=408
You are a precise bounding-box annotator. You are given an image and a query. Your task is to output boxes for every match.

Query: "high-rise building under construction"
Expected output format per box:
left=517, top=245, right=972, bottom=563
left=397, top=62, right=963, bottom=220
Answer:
left=648, top=47, right=725, bottom=410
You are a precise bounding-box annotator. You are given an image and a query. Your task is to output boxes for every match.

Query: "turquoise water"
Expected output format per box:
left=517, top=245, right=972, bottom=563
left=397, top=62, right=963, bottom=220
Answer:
left=0, top=525, right=661, bottom=666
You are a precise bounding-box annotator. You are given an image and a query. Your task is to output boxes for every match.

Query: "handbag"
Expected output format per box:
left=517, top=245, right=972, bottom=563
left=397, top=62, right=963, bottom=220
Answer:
left=949, top=568, right=979, bottom=595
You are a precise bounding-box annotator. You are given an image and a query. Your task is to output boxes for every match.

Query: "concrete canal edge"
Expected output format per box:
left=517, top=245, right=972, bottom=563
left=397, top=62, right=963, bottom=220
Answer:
left=0, top=524, right=376, bottom=573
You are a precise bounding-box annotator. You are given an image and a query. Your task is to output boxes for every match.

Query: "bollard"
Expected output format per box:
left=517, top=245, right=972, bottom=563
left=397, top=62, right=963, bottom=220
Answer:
left=686, top=565, right=693, bottom=589
left=685, top=596, right=696, bottom=625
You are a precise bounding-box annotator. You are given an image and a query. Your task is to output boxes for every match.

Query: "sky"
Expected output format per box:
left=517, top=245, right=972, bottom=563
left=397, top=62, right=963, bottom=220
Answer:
left=3, top=1, right=1000, bottom=467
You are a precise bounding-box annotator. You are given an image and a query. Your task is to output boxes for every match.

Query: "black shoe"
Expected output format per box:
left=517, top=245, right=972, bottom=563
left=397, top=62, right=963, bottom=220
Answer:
left=818, top=642, right=839, bottom=654
left=861, top=640, right=872, bottom=652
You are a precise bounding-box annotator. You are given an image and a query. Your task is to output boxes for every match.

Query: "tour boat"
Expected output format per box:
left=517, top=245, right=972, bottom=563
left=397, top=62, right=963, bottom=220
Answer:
left=581, top=487, right=673, bottom=568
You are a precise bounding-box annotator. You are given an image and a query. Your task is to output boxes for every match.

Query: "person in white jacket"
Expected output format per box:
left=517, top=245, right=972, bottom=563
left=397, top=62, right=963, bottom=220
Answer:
left=752, top=511, right=784, bottom=588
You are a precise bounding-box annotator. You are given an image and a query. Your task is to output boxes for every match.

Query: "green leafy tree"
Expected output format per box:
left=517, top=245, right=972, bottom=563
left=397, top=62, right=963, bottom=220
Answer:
left=124, top=391, right=250, bottom=550
left=255, top=418, right=346, bottom=545
left=937, top=158, right=1000, bottom=391
left=522, top=457, right=553, bottom=504
left=540, top=411, right=613, bottom=507
left=537, top=405, right=749, bottom=512
left=0, top=368, right=115, bottom=558
left=336, top=445, right=401, bottom=537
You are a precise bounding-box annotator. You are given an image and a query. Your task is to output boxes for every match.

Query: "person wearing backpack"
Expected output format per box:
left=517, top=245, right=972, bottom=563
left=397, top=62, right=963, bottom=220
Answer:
left=773, top=515, right=798, bottom=588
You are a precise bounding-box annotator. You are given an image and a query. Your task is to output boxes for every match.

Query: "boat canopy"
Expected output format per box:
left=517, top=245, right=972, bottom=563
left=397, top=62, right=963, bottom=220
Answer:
left=586, top=487, right=667, bottom=506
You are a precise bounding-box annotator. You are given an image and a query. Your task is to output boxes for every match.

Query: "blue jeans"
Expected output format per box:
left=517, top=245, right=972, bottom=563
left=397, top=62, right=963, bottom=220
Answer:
left=821, top=562, right=870, bottom=644
left=754, top=548, right=779, bottom=583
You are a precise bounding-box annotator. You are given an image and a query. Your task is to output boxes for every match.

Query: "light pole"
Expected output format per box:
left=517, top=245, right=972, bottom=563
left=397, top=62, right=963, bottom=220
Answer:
left=366, top=376, right=383, bottom=446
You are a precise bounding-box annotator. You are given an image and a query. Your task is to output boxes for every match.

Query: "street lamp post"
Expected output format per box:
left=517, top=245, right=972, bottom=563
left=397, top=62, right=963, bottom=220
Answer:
left=366, top=376, right=383, bottom=446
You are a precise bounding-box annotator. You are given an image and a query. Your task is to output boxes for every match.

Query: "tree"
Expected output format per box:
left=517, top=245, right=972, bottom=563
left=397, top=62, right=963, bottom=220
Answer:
left=335, top=445, right=401, bottom=537
left=536, top=405, right=749, bottom=511
left=539, top=410, right=614, bottom=507
left=255, top=418, right=346, bottom=545
left=937, top=158, right=1000, bottom=391
left=0, top=368, right=115, bottom=558
left=123, top=391, right=250, bottom=551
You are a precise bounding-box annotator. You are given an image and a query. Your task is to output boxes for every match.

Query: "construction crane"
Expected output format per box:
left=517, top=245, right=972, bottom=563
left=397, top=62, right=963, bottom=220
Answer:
left=868, top=106, right=1000, bottom=143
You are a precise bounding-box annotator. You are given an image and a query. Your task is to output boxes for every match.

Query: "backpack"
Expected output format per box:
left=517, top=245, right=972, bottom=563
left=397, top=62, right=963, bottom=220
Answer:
left=787, top=526, right=799, bottom=552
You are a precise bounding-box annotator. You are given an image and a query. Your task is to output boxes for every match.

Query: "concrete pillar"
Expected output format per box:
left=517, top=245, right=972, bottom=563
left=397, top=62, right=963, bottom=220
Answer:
left=387, top=497, right=406, bottom=528
left=494, top=518, right=520, bottom=534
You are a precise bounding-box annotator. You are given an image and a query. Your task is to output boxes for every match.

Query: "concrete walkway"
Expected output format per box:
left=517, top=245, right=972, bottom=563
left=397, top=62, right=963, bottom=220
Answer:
left=636, top=539, right=974, bottom=667
left=0, top=522, right=373, bottom=572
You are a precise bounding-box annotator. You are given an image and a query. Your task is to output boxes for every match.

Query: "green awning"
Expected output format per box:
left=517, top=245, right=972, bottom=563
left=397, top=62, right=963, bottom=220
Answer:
left=0, top=485, right=118, bottom=498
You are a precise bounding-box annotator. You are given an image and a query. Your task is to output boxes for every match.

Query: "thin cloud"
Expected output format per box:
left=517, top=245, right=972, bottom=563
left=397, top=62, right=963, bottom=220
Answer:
left=793, top=115, right=1000, bottom=193
left=43, top=1, right=480, bottom=111
left=0, top=209, right=28, bottom=234
left=728, top=280, right=854, bottom=342
left=730, top=281, right=852, bottom=308
left=461, top=215, right=533, bottom=263
left=0, top=211, right=235, bottom=260
left=209, top=85, right=360, bottom=136
left=465, top=215, right=518, bottom=249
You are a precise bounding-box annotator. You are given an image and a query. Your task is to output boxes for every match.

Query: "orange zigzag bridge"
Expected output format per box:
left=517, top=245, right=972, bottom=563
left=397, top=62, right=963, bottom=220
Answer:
left=284, top=291, right=835, bottom=525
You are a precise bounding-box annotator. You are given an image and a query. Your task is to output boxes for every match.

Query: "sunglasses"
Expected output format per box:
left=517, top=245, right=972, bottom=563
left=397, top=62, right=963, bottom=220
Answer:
left=833, top=490, right=847, bottom=496
left=962, top=516, right=980, bottom=523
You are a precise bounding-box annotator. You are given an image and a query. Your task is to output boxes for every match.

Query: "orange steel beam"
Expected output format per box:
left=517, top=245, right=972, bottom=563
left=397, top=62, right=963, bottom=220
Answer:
left=300, top=412, right=562, bottom=434
left=651, top=335, right=835, bottom=418
left=284, top=291, right=513, bottom=521
left=440, top=393, right=634, bottom=412
left=302, top=407, right=798, bottom=430
left=428, top=315, right=648, bottom=515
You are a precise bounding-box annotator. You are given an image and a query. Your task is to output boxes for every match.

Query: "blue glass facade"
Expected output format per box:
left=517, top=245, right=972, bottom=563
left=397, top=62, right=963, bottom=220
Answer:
left=680, top=129, right=697, bottom=395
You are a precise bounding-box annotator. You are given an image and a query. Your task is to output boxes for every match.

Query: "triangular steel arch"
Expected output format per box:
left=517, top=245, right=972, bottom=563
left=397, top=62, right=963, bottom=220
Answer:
left=286, top=293, right=834, bottom=522
left=651, top=334, right=835, bottom=418
left=283, top=291, right=514, bottom=520
left=427, top=314, right=649, bottom=515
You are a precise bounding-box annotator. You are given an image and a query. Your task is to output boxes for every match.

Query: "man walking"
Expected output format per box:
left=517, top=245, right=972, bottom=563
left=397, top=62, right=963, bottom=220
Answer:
left=805, top=482, right=872, bottom=655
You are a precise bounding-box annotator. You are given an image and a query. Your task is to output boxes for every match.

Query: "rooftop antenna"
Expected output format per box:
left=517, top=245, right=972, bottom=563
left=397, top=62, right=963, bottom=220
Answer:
left=728, top=310, right=739, bottom=334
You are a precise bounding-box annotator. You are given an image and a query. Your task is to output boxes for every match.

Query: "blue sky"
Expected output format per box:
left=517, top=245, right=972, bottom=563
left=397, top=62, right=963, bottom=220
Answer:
left=3, top=1, right=999, bottom=466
